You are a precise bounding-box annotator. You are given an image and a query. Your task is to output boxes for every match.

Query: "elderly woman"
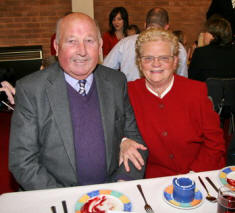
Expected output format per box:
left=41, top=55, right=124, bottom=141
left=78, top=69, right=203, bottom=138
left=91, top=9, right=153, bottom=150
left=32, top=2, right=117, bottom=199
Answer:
left=121, top=28, right=226, bottom=178
left=189, top=17, right=235, bottom=81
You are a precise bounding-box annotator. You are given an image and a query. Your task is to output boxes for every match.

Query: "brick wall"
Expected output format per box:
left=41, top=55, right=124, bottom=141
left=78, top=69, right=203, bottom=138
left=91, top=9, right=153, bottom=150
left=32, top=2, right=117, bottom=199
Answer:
left=94, top=0, right=212, bottom=48
left=0, top=0, right=212, bottom=59
left=0, top=0, right=71, bottom=59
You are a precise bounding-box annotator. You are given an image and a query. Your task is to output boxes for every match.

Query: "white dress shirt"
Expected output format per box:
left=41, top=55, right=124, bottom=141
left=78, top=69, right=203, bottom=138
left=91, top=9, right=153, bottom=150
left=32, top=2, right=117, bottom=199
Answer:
left=64, top=72, right=93, bottom=95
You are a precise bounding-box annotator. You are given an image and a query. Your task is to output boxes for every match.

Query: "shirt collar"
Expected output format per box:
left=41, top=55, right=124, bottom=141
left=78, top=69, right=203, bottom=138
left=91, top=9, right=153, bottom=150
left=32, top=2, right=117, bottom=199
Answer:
left=64, top=72, right=93, bottom=93
left=146, top=76, right=174, bottom=99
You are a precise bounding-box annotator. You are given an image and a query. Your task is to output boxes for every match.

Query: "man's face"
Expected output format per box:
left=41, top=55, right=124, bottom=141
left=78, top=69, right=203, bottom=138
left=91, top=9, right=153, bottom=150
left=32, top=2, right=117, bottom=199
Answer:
left=55, top=14, right=102, bottom=80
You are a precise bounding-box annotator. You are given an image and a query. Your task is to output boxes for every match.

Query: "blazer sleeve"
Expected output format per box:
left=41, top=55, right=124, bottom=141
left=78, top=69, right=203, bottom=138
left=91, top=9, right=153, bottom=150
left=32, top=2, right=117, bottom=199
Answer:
left=9, top=81, right=63, bottom=190
left=110, top=77, right=148, bottom=181
left=190, top=83, right=226, bottom=171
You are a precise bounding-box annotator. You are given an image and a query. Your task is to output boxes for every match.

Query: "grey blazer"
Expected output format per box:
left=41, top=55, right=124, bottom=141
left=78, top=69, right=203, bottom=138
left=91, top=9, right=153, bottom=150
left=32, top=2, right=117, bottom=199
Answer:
left=9, top=63, right=147, bottom=190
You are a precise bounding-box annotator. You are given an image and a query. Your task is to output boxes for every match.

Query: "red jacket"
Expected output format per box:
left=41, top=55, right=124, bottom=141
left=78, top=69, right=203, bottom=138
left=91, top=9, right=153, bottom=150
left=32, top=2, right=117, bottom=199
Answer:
left=128, top=75, right=226, bottom=178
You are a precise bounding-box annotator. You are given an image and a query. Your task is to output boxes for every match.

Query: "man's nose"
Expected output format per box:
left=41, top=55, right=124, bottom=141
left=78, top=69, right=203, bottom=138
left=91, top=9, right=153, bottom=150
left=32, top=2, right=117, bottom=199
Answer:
left=75, top=42, right=86, bottom=56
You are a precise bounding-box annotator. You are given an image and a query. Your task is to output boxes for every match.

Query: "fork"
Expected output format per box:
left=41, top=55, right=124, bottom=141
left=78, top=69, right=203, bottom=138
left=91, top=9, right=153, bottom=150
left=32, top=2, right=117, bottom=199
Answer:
left=137, top=184, right=155, bottom=213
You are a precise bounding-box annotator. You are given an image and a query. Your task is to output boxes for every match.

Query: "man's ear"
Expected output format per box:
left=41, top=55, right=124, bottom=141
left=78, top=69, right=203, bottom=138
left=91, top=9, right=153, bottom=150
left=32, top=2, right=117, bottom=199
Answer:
left=54, top=39, right=59, bottom=56
left=99, top=38, right=103, bottom=56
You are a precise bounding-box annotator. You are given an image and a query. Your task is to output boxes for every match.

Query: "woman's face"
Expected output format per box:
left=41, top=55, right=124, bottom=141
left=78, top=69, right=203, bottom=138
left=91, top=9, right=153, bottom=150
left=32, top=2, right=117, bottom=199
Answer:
left=112, top=13, right=124, bottom=31
left=204, top=32, right=214, bottom=45
left=138, top=40, right=178, bottom=90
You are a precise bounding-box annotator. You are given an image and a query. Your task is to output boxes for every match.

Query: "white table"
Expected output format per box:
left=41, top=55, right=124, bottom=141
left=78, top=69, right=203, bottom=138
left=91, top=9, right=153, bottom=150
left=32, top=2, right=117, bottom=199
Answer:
left=0, top=170, right=221, bottom=213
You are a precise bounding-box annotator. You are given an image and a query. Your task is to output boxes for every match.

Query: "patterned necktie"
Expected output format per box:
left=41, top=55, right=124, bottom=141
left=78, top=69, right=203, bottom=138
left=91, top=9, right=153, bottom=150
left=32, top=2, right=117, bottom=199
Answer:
left=78, top=79, right=86, bottom=96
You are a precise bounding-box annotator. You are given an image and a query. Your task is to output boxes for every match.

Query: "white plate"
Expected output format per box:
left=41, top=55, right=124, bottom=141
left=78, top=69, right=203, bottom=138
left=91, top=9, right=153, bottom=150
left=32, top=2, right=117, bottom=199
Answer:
left=218, top=166, right=235, bottom=190
left=75, top=189, right=132, bottom=212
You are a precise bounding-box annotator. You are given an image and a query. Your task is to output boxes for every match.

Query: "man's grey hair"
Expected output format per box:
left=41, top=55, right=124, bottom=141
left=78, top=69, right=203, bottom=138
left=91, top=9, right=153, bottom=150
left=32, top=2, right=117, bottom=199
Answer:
left=146, top=7, right=169, bottom=28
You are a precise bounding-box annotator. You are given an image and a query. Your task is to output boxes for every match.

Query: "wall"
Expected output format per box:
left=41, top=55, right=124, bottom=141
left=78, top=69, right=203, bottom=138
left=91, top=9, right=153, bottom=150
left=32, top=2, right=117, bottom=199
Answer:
left=72, top=0, right=94, bottom=18
left=94, top=0, right=212, bottom=48
left=0, top=0, right=71, bottom=59
left=0, top=0, right=212, bottom=59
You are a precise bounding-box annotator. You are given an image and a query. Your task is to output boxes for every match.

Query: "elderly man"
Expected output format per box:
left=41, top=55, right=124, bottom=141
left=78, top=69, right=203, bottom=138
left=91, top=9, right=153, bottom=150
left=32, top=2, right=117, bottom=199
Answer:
left=103, top=7, right=188, bottom=81
left=9, top=12, right=147, bottom=190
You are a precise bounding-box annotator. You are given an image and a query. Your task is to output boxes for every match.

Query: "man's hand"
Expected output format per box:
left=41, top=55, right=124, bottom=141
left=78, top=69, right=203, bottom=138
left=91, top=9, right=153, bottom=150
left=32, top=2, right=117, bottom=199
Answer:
left=119, top=138, right=147, bottom=172
left=0, top=81, right=15, bottom=105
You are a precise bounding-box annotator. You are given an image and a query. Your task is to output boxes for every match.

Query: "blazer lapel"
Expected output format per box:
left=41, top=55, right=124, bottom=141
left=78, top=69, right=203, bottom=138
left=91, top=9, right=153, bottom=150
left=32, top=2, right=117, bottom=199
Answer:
left=94, top=65, right=114, bottom=170
left=46, top=64, right=76, bottom=174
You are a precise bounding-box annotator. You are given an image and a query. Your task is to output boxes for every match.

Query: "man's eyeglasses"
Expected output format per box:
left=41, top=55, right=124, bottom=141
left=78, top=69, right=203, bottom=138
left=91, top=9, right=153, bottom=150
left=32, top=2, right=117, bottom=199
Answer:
left=140, top=55, right=174, bottom=64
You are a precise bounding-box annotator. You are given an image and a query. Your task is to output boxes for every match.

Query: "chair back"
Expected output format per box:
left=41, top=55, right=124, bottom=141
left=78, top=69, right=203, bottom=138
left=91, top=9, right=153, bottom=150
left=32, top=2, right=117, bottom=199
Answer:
left=206, top=78, right=235, bottom=135
left=206, top=78, right=235, bottom=113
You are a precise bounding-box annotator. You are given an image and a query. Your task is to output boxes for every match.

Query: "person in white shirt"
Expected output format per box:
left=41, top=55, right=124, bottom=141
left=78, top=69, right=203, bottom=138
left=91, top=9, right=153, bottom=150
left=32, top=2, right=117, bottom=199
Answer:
left=103, top=7, right=188, bottom=81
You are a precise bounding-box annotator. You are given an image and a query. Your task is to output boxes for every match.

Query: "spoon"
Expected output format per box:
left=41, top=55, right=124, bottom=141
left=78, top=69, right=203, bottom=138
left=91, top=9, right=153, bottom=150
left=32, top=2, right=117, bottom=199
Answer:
left=198, top=176, right=217, bottom=202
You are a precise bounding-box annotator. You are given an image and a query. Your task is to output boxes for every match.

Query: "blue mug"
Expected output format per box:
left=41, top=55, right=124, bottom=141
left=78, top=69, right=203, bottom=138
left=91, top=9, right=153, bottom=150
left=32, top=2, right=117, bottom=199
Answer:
left=173, top=177, right=195, bottom=203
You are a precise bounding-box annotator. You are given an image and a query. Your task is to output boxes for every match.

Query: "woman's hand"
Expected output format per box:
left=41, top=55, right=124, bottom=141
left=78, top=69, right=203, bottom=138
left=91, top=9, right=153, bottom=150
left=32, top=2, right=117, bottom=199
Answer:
left=0, top=81, right=16, bottom=105
left=119, top=138, right=147, bottom=172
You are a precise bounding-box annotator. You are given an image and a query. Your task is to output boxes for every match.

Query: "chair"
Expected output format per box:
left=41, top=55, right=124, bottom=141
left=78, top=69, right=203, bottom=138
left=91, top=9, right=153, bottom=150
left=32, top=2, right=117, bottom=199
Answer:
left=227, top=133, right=235, bottom=166
left=206, top=78, right=235, bottom=137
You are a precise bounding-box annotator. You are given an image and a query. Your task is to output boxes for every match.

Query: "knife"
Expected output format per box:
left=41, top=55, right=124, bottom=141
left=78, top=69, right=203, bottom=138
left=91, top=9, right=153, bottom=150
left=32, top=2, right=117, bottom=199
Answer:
left=205, top=177, right=219, bottom=193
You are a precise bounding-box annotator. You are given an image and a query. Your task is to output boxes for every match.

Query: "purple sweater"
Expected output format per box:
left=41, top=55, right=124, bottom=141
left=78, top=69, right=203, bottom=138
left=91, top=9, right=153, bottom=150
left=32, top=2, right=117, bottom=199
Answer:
left=66, top=80, right=107, bottom=185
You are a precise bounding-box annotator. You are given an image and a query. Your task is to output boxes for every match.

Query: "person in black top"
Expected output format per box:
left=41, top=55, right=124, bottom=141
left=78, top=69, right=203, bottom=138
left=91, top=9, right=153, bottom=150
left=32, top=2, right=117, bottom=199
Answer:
left=189, top=17, right=235, bottom=81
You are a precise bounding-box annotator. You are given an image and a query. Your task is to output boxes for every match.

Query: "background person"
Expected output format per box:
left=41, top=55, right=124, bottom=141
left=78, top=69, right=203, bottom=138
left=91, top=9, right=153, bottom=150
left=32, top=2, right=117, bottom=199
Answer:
left=102, top=7, right=129, bottom=57
left=127, top=24, right=141, bottom=36
left=189, top=17, right=235, bottom=81
left=173, top=30, right=187, bottom=47
left=9, top=12, right=147, bottom=191
left=120, top=28, right=225, bottom=178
